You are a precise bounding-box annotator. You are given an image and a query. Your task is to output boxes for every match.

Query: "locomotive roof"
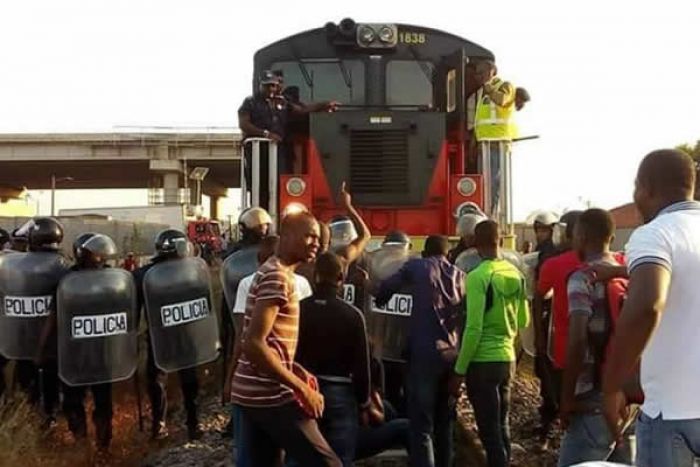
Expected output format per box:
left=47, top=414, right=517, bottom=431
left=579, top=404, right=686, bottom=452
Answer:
left=254, top=22, right=495, bottom=63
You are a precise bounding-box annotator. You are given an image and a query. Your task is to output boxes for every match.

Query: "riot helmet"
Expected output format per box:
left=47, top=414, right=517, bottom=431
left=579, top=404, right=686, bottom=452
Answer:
left=456, top=212, right=488, bottom=241
left=80, top=234, right=117, bottom=267
left=72, top=232, right=97, bottom=261
left=27, top=217, right=64, bottom=251
left=10, top=226, right=28, bottom=252
left=329, top=216, right=358, bottom=251
left=529, top=210, right=559, bottom=246
left=560, top=210, right=583, bottom=242
left=0, top=228, right=9, bottom=249
left=154, top=229, right=189, bottom=259
left=383, top=230, right=410, bottom=249
left=238, top=207, right=272, bottom=244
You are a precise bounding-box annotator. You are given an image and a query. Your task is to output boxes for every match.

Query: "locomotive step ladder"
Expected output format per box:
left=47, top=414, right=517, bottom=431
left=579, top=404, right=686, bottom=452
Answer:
left=240, top=137, right=279, bottom=228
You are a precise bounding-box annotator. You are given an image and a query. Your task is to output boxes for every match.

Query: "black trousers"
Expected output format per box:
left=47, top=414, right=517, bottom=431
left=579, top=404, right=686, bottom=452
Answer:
left=535, top=355, right=562, bottom=434
left=146, top=344, right=199, bottom=429
left=239, top=403, right=341, bottom=467
left=0, top=355, right=7, bottom=398
left=63, top=382, right=113, bottom=447
left=15, top=359, right=59, bottom=416
left=383, top=360, right=406, bottom=417
left=465, top=362, right=514, bottom=467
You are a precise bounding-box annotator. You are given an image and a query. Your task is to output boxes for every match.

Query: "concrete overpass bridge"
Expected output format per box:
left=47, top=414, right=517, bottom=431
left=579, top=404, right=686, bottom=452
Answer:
left=0, top=132, right=242, bottom=216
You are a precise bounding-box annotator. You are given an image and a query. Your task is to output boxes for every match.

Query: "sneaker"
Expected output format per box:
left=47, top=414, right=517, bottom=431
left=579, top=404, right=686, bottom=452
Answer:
left=152, top=421, right=169, bottom=440
left=221, top=418, right=234, bottom=439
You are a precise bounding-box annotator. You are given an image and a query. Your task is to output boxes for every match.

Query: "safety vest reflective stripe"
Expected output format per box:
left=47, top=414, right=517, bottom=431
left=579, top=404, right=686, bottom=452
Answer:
left=474, top=78, right=516, bottom=141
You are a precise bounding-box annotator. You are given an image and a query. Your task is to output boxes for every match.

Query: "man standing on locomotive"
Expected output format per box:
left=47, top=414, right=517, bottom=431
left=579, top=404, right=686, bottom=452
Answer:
left=472, top=60, right=517, bottom=223
left=238, top=70, right=337, bottom=211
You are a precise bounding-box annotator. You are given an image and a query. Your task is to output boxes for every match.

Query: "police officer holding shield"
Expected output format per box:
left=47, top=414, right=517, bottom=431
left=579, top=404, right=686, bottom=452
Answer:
left=6, top=217, right=70, bottom=425
left=134, top=229, right=219, bottom=440
left=57, top=233, right=136, bottom=451
left=219, top=207, right=272, bottom=437
left=365, top=231, right=413, bottom=415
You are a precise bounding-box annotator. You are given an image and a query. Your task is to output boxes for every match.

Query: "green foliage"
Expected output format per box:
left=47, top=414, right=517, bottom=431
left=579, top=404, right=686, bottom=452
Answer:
left=676, top=140, right=700, bottom=161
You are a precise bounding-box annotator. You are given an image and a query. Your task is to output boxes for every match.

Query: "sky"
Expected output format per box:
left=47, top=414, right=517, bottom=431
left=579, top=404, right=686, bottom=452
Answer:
left=1, top=0, right=699, bottom=220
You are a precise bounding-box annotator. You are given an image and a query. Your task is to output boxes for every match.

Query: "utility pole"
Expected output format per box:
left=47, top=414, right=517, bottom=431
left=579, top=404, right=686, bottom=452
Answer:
left=51, top=175, right=74, bottom=216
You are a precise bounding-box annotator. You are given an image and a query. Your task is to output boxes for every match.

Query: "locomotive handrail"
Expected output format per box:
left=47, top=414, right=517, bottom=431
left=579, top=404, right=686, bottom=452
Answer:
left=241, top=138, right=278, bottom=229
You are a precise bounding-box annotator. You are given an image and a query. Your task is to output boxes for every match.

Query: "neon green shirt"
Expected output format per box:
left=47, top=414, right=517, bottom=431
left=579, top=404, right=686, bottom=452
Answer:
left=454, top=258, right=530, bottom=375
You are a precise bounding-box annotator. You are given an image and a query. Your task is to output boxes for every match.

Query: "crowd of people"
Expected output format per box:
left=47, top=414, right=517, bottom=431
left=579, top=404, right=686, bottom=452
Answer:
left=221, top=148, right=700, bottom=467
left=1, top=148, right=700, bottom=467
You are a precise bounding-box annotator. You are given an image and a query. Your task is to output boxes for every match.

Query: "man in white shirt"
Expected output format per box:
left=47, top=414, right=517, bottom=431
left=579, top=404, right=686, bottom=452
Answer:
left=602, top=149, right=700, bottom=467
left=233, top=266, right=312, bottom=315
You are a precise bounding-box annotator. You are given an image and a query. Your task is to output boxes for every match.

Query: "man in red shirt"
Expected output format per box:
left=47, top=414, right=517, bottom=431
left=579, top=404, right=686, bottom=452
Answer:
left=533, top=211, right=582, bottom=448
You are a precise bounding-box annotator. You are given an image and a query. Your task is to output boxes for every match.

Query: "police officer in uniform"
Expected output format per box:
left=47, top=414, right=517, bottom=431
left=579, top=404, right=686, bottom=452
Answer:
left=448, top=205, right=488, bottom=264
left=238, top=70, right=337, bottom=210
left=0, top=228, right=9, bottom=397
left=28, top=218, right=69, bottom=425
left=220, top=207, right=272, bottom=437
left=60, top=233, right=118, bottom=450
left=367, top=230, right=413, bottom=415
left=133, top=229, right=202, bottom=440
left=221, top=207, right=272, bottom=259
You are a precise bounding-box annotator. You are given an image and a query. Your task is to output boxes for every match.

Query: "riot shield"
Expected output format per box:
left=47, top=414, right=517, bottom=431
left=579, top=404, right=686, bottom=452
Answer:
left=57, top=268, right=138, bottom=386
left=454, top=247, right=482, bottom=274
left=342, top=262, right=368, bottom=312
left=220, top=246, right=260, bottom=318
left=0, top=251, right=70, bottom=360
left=144, top=257, right=220, bottom=372
left=366, top=245, right=415, bottom=362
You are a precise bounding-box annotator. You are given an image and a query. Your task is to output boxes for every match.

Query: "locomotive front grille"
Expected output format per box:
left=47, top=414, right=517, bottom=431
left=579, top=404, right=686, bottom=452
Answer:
left=349, top=129, right=409, bottom=195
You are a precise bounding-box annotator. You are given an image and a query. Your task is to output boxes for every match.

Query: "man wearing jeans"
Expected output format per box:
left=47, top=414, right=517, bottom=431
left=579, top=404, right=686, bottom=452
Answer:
left=376, top=235, right=465, bottom=467
left=295, top=252, right=371, bottom=466
left=602, top=149, right=700, bottom=467
left=230, top=213, right=340, bottom=467
left=557, top=209, right=633, bottom=466
left=450, top=220, right=529, bottom=467
left=472, top=60, right=516, bottom=224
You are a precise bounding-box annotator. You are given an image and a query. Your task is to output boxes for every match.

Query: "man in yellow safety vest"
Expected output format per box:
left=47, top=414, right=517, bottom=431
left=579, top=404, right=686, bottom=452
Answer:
left=473, top=60, right=516, bottom=226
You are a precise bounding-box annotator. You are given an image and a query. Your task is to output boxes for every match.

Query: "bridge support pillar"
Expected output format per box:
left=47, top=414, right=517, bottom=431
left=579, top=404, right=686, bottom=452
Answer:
left=149, top=158, right=183, bottom=205
left=209, top=195, right=221, bottom=220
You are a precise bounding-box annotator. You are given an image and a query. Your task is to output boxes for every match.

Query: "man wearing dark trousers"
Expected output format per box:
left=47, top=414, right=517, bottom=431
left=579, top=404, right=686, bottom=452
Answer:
left=133, top=229, right=202, bottom=441
left=450, top=221, right=530, bottom=467
left=230, top=212, right=340, bottom=467
left=376, top=235, right=465, bottom=467
left=295, top=252, right=371, bottom=466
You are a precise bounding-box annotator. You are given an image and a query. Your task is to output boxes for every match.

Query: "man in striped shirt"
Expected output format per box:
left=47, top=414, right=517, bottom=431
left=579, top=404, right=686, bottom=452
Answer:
left=231, top=212, right=341, bottom=467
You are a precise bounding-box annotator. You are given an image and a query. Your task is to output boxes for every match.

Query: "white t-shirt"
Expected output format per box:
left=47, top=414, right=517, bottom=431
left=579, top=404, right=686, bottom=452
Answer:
left=232, top=272, right=313, bottom=314
left=625, top=200, right=700, bottom=420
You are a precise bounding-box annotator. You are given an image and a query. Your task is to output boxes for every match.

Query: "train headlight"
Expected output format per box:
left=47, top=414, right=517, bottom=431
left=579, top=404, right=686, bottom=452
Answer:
left=456, top=177, right=477, bottom=197
left=378, top=26, right=394, bottom=43
left=285, top=177, right=306, bottom=197
left=357, top=25, right=376, bottom=46
left=282, top=202, right=308, bottom=218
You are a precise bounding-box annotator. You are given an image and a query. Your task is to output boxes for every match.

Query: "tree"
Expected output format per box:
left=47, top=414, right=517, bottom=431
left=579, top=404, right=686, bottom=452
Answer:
left=676, top=140, right=700, bottom=161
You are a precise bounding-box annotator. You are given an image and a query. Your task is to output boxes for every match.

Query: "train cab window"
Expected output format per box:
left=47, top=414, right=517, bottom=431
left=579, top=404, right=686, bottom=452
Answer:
left=270, top=60, right=365, bottom=105
left=386, top=60, right=435, bottom=108
left=446, top=69, right=457, bottom=112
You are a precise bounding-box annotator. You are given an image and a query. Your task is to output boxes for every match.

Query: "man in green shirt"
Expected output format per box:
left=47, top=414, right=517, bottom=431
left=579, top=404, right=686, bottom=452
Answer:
left=449, top=220, right=529, bottom=467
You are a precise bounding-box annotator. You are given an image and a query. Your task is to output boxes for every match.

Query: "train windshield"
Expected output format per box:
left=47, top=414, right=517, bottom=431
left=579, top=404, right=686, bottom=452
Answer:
left=386, top=60, right=435, bottom=108
left=271, top=59, right=365, bottom=105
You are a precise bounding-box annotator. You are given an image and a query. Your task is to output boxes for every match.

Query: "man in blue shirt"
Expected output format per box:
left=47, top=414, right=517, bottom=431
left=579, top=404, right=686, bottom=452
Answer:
left=376, top=235, right=465, bottom=467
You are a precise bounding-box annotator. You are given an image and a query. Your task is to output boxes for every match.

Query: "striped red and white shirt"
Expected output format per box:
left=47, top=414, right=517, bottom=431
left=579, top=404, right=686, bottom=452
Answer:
left=231, top=256, right=301, bottom=407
